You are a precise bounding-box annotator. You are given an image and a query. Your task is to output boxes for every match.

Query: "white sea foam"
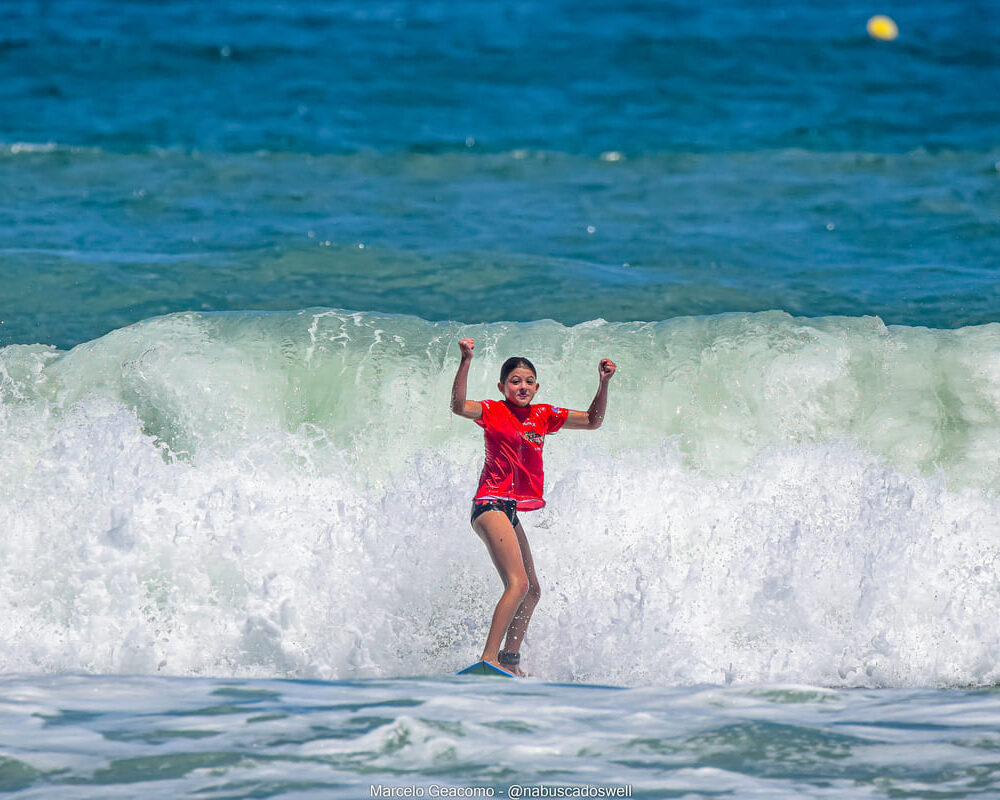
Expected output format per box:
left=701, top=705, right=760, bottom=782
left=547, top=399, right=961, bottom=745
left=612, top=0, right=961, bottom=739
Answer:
left=2, top=309, right=1000, bottom=685
left=1, top=141, right=75, bottom=156
left=7, top=142, right=59, bottom=154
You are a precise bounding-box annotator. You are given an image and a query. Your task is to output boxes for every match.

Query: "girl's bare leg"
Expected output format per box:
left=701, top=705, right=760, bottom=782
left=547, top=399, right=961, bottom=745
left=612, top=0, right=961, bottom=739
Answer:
left=473, top=511, right=530, bottom=673
left=498, top=521, right=540, bottom=676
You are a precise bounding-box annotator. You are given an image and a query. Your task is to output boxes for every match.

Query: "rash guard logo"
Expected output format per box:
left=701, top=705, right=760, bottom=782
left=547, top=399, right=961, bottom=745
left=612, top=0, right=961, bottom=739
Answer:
left=522, top=431, right=543, bottom=445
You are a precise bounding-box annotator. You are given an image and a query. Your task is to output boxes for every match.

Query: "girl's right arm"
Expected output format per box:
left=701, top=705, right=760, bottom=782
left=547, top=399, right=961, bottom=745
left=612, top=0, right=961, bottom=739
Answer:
left=450, top=337, right=483, bottom=420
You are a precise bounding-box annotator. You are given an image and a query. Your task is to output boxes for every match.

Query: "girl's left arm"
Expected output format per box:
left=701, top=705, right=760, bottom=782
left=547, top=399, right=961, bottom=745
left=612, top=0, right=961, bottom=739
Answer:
left=563, top=358, right=617, bottom=430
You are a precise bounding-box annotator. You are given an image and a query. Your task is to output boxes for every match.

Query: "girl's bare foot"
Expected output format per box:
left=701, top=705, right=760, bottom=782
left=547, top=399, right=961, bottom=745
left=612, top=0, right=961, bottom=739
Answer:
left=483, top=656, right=521, bottom=677
left=498, top=651, right=524, bottom=677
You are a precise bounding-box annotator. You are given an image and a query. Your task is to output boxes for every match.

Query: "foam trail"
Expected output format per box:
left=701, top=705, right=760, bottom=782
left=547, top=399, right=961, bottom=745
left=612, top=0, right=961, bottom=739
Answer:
left=2, top=309, right=1000, bottom=685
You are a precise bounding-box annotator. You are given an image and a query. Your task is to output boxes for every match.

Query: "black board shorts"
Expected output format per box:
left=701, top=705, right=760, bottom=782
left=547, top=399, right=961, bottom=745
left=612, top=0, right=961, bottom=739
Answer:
left=470, top=498, right=520, bottom=529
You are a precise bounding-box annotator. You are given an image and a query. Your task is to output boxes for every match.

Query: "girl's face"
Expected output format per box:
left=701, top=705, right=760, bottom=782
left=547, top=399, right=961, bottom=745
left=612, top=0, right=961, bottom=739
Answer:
left=499, top=367, right=539, bottom=407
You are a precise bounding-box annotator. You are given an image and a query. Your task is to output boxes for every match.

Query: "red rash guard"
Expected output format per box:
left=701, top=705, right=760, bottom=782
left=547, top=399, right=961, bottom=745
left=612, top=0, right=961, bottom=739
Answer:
left=474, top=399, right=569, bottom=511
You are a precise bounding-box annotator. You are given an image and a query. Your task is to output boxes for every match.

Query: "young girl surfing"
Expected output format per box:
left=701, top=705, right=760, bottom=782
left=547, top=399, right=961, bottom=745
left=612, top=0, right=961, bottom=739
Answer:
left=450, top=337, right=616, bottom=676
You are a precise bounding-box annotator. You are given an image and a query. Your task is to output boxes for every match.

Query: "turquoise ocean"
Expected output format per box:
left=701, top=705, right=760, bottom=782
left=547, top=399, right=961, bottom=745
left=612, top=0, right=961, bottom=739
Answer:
left=2, top=0, right=1000, bottom=796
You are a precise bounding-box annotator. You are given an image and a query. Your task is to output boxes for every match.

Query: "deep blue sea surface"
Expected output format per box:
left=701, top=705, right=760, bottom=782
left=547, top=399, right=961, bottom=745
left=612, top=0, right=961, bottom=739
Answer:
left=3, top=1, right=1000, bottom=796
left=2, top=0, right=999, bottom=347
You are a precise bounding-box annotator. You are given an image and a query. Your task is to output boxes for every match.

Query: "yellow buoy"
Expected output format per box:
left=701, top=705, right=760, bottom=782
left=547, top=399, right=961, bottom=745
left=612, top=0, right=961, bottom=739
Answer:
left=867, top=14, right=898, bottom=41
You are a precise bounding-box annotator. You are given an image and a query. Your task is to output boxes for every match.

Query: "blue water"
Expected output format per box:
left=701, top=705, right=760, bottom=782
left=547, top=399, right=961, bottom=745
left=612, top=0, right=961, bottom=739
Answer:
left=2, top=0, right=999, bottom=348
left=7, top=674, right=1000, bottom=799
left=3, top=1, right=1000, bottom=796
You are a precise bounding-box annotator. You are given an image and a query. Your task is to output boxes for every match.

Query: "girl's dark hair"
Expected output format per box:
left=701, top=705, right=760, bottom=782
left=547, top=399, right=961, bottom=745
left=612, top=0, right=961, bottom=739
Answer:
left=500, top=356, right=536, bottom=383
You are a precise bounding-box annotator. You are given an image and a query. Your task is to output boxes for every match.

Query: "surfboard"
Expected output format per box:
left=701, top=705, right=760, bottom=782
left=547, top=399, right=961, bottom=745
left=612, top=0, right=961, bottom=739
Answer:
left=456, top=660, right=515, bottom=677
